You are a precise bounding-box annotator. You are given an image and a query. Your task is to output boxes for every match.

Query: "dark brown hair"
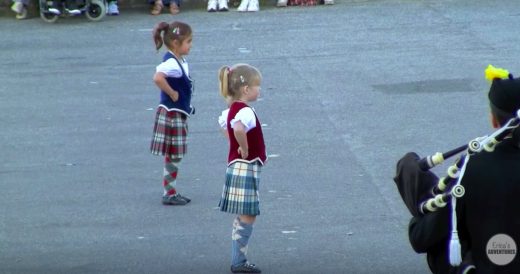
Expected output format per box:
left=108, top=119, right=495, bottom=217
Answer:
left=152, top=21, right=192, bottom=51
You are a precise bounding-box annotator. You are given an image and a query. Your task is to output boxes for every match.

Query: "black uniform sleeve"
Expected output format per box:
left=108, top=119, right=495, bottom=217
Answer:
left=394, top=152, right=439, bottom=217
left=408, top=206, right=451, bottom=253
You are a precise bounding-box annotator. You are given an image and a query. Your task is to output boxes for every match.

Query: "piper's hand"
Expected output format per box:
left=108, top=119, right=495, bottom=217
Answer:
left=238, top=147, right=249, bottom=159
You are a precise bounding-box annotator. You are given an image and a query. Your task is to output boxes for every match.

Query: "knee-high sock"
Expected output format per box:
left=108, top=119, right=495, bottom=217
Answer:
left=163, top=156, right=180, bottom=196
left=231, top=217, right=253, bottom=266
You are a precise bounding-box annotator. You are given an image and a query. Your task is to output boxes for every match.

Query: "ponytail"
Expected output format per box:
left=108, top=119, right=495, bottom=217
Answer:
left=152, top=21, right=193, bottom=51
left=152, top=21, right=169, bottom=51
left=218, top=66, right=231, bottom=99
left=218, top=63, right=261, bottom=101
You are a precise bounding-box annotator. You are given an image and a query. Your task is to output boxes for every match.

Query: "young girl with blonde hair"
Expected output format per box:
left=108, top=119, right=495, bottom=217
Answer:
left=150, top=21, right=195, bottom=206
left=217, top=64, right=266, bottom=273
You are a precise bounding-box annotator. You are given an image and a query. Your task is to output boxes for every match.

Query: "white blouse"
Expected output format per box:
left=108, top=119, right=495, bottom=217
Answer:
left=218, top=107, right=257, bottom=132
left=156, top=54, right=189, bottom=78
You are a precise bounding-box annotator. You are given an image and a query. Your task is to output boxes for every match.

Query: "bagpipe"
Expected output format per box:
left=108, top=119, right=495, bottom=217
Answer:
left=417, top=64, right=520, bottom=215
left=417, top=111, right=520, bottom=214
left=395, top=65, right=520, bottom=267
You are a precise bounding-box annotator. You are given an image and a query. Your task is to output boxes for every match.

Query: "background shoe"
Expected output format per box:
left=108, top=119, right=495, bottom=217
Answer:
left=46, top=0, right=61, bottom=14
left=236, top=0, right=248, bottom=12
left=276, top=0, right=287, bottom=6
left=169, top=3, right=179, bottom=14
left=107, top=1, right=119, bottom=15
left=11, top=1, right=23, bottom=13
left=65, top=1, right=81, bottom=15
left=324, top=0, right=333, bottom=4
left=231, top=263, right=261, bottom=273
left=162, top=194, right=188, bottom=205
left=246, top=0, right=258, bottom=11
left=48, top=6, right=61, bottom=15
left=218, top=0, right=228, bottom=11
left=48, top=8, right=60, bottom=14
left=67, top=8, right=81, bottom=15
left=67, top=9, right=81, bottom=15
left=207, top=0, right=217, bottom=12
left=15, top=7, right=27, bottom=19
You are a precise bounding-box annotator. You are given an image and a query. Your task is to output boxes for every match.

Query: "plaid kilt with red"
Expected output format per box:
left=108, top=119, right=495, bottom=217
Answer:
left=219, top=161, right=261, bottom=216
left=288, top=0, right=317, bottom=6
left=150, top=107, right=188, bottom=159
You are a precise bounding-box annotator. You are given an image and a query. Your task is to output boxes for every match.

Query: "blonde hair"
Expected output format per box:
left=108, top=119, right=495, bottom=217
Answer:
left=218, top=64, right=262, bottom=100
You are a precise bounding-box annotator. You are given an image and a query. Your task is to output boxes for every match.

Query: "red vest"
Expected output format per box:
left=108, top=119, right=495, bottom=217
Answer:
left=227, top=101, right=267, bottom=165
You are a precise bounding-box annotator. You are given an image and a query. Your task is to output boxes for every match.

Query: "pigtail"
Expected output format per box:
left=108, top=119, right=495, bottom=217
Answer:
left=218, top=64, right=261, bottom=102
left=219, top=66, right=231, bottom=99
left=152, top=22, right=170, bottom=51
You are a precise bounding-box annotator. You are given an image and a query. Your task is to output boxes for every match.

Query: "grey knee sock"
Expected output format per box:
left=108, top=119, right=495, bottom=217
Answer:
left=231, top=217, right=253, bottom=266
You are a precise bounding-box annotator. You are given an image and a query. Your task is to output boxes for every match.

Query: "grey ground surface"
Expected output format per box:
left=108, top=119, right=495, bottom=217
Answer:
left=2, top=0, right=520, bottom=273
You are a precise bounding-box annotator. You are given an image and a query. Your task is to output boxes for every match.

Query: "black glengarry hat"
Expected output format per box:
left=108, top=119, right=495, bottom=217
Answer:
left=486, top=65, right=520, bottom=118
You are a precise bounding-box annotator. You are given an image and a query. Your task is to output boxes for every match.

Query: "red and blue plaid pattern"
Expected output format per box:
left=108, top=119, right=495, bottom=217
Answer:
left=150, top=107, right=188, bottom=159
left=219, top=161, right=261, bottom=216
left=288, top=0, right=317, bottom=5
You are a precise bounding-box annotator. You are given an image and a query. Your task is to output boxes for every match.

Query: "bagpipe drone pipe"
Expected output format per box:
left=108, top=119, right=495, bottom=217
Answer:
left=393, top=110, right=520, bottom=267
left=416, top=110, right=520, bottom=214
left=393, top=65, right=520, bottom=267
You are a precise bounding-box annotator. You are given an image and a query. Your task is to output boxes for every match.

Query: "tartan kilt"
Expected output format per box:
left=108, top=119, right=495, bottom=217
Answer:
left=288, top=0, right=317, bottom=5
left=150, top=107, right=188, bottom=159
left=219, top=161, right=262, bottom=216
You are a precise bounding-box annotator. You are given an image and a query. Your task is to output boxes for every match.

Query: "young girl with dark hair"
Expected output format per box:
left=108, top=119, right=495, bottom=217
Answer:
left=150, top=21, right=195, bottom=206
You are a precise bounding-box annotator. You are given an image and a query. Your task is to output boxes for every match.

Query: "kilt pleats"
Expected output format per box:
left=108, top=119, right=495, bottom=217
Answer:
left=219, top=161, right=261, bottom=216
left=150, top=107, right=188, bottom=159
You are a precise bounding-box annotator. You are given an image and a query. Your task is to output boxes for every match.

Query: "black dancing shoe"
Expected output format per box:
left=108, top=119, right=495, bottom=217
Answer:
left=231, top=262, right=261, bottom=273
left=162, top=194, right=188, bottom=205
left=177, top=194, right=191, bottom=203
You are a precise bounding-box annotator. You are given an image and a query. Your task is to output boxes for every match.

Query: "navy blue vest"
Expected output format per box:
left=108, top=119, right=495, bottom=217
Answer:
left=159, top=52, right=194, bottom=116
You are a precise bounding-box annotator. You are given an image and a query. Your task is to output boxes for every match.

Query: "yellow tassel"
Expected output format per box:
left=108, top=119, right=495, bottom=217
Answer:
left=485, top=64, right=509, bottom=81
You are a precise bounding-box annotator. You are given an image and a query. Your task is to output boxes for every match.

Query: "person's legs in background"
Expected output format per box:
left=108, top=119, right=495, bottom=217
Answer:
left=276, top=0, right=287, bottom=7
left=65, top=0, right=81, bottom=15
left=208, top=0, right=227, bottom=12
left=10, top=0, right=29, bottom=19
left=107, top=0, right=119, bottom=15
left=218, top=0, right=227, bottom=11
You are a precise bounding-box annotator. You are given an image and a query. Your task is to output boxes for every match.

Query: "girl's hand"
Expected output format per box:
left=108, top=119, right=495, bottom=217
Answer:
left=169, top=90, right=179, bottom=102
left=238, top=146, right=249, bottom=159
left=153, top=72, right=179, bottom=101
left=233, top=122, right=248, bottom=159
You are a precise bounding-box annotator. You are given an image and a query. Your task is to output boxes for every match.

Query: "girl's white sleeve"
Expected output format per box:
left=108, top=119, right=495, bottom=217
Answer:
left=156, top=58, right=182, bottom=78
left=230, top=107, right=256, bottom=132
left=218, top=109, right=230, bottom=129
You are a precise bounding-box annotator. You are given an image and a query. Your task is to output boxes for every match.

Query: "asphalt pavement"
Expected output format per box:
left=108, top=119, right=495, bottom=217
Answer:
left=2, top=0, right=520, bottom=273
